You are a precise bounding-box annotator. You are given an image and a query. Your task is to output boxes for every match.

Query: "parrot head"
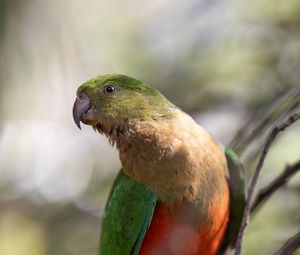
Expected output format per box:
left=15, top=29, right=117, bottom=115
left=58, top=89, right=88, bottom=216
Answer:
left=73, top=74, right=174, bottom=138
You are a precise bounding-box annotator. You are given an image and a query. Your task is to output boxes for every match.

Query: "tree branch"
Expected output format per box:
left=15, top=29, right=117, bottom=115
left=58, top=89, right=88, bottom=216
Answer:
left=234, top=112, right=300, bottom=255
left=251, top=160, right=300, bottom=213
left=273, top=232, right=300, bottom=255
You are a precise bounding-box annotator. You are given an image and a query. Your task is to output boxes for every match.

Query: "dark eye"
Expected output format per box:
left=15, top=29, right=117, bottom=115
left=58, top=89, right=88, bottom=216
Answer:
left=103, top=84, right=116, bottom=94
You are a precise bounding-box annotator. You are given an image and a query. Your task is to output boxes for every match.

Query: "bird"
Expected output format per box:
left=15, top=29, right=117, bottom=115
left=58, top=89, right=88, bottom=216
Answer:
left=72, top=74, right=245, bottom=255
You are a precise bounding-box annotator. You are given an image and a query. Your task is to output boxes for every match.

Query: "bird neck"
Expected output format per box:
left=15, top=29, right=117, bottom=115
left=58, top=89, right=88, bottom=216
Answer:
left=116, top=110, right=228, bottom=209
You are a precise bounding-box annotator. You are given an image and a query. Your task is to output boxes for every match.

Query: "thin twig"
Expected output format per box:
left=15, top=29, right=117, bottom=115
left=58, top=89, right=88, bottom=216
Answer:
left=251, top=159, right=300, bottom=213
left=230, top=86, right=300, bottom=154
left=234, top=112, right=300, bottom=255
left=273, top=232, right=300, bottom=255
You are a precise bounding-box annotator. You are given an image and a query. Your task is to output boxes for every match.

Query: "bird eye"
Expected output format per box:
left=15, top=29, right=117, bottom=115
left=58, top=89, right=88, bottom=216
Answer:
left=103, top=84, right=116, bottom=95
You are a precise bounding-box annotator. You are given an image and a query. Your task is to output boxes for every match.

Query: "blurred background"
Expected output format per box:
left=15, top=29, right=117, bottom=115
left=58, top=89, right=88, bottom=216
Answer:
left=0, top=0, right=299, bottom=254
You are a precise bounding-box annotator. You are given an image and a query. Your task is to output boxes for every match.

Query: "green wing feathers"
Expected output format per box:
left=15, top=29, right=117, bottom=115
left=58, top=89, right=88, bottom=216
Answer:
left=100, top=171, right=157, bottom=255
left=220, top=148, right=247, bottom=252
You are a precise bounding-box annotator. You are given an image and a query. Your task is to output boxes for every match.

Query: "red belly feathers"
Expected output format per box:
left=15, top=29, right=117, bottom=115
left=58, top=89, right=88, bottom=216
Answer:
left=139, top=188, right=229, bottom=255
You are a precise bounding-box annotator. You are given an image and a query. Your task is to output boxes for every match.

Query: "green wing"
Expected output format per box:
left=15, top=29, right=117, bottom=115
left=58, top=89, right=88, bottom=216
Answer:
left=220, top=148, right=247, bottom=253
left=99, top=171, right=157, bottom=255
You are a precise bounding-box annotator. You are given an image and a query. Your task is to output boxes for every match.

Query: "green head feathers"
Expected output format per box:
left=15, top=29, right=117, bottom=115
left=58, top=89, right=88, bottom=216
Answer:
left=73, top=74, right=175, bottom=137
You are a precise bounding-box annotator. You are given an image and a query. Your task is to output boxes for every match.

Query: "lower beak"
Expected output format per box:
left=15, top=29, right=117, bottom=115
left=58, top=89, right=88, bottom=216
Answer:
left=72, top=94, right=91, bottom=129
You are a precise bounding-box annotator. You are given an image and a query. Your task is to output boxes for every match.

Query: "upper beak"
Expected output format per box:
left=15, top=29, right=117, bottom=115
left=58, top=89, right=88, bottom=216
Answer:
left=72, top=94, right=91, bottom=129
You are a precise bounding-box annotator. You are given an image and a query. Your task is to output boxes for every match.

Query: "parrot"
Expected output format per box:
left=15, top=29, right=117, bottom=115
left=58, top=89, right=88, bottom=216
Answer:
left=72, top=74, right=246, bottom=255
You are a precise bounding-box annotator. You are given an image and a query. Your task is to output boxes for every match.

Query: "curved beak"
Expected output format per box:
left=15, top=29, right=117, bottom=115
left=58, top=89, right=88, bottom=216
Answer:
left=72, top=94, right=91, bottom=129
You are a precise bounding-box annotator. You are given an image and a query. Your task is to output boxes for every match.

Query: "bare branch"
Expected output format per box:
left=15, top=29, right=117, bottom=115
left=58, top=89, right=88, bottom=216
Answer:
left=229, top=86, right=300, bottom=155
left=234, top=112, right=300, bottom=255
left=273, top=232, right=300, bottom=255
left=251, top=160, right=300, bottom=213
